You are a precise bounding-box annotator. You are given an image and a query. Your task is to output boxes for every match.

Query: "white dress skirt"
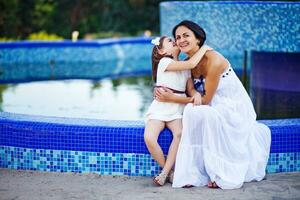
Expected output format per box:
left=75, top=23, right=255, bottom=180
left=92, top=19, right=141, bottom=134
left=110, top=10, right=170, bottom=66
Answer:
left=146, top=93, right=187, bottom=122
left=172, top=66, right=271, bottom=189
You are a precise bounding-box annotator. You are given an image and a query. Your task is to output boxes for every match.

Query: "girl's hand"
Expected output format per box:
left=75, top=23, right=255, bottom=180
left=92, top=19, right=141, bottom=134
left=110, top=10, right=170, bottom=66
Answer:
left=192, top=92, right=202, bottom=106
left=154, top=87, right=174, bottom=102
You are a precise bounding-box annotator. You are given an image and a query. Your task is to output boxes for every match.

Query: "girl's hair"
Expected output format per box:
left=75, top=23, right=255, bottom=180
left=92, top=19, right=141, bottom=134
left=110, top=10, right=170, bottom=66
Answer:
left=172, top=20, right=206, bottom=47
left=151, top=36, right=167, bottom=83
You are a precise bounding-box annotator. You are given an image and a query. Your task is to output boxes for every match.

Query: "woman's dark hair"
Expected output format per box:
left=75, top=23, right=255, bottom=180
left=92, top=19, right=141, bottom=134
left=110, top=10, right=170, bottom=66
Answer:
left=151, top=36, right=167, bottom=83
left=172, top=20, right=206, bottom=47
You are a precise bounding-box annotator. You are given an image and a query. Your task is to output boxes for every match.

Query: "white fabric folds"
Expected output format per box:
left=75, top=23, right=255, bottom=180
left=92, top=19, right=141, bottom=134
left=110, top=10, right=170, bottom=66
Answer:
left=172, top=67, right=271, bottom=189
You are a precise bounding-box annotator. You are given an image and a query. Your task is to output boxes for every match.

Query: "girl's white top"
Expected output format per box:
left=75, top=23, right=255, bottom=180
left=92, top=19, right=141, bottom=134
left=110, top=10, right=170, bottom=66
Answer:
left=156, top=57, right=191, bottom=92
left=145, top=57, right=191, bottom=122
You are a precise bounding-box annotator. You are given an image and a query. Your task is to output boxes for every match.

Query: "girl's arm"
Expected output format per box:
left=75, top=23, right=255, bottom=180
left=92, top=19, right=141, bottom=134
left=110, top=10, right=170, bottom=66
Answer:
left=165, top=45, right=212, bottom=71
left=154, top=87, right=194, bottom=104
left=156, top=51, right=228, bottom=105
left=154, top=86, right=202, bottom=105
left=154, top=78, right=201, bottom=105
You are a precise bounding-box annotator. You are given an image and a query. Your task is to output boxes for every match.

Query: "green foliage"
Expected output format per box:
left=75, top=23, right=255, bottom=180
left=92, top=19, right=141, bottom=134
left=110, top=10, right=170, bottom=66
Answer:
left=0, top=37, right=15, bottom=41
left=0, top=0, right=162, bottom=40
left=27, top=31, right=64, bottom=41
left=0, top=0, right=19, bottom=37
left=1, top=0, right=298, bottom=40
left=85, top=32, right=131, bottom=39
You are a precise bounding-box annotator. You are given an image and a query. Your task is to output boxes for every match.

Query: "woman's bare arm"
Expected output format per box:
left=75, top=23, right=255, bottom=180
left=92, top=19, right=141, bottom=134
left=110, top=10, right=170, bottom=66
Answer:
left=165, top=45, right=212, bottom=71
left=201, top=52, right=228, bottom=105
left=186, top=78, right=197, bottom=97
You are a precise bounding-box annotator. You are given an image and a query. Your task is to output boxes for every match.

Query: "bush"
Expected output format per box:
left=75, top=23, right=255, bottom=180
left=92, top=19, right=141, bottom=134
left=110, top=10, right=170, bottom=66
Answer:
left=0, top=37, right=15, bottom=42
left=84, top=31, right=131, bottom=39
left=27, top=31, right=64, bottom=41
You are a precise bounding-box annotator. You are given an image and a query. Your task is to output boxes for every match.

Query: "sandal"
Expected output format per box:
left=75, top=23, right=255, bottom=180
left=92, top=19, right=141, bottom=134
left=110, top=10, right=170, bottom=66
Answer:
left=168, top=169, right=174, bottom=184
left=153, top=171, right=168, bottom=186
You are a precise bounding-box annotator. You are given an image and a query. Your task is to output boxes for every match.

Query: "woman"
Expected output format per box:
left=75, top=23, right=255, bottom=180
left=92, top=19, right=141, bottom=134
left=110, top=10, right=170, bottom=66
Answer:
left=155, top=20, right=271, bottom=189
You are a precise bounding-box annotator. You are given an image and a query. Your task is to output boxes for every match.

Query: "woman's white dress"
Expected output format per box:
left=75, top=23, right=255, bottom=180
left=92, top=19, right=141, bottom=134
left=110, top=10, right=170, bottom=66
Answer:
left=172, top=66, right=271, bottom=189
left=146, top=57, right=190, bottom=122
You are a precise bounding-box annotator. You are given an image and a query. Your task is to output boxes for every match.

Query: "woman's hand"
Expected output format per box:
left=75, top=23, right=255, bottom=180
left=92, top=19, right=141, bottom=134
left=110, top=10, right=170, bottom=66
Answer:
left=192, top=92, right=202, bottom=106
left=154, top=87, right=174, bottom=102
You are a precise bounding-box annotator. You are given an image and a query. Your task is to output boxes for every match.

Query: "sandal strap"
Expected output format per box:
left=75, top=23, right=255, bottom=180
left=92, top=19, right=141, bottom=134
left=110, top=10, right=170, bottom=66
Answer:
left=157, top=171, right=168, bottom=179
left=154, top=171, right=168, bottom=186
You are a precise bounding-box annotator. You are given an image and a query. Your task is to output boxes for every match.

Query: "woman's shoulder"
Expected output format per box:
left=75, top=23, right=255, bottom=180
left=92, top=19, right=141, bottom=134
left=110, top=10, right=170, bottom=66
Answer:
left=205, top=51, right=229, bottom=75
left=205, top=50, right=224, bottom=60
left=206, top=50, right=227, bottom=66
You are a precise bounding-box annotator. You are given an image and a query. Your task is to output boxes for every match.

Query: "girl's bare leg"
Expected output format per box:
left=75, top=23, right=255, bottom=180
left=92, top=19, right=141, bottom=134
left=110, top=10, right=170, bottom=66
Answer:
left=163, top=119, right=182, bottom=175
left=144, top=119, right=166, bottom=168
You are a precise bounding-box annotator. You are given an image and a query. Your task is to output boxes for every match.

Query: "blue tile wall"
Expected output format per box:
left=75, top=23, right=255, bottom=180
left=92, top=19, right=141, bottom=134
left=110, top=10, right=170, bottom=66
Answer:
left=0, top=146, right=160, bottom=176
left=1, top=112, right=300, bottom=154
left=160, top=1, right=300, bottom=69
left=160, top=1, right=300, bottom=53
left=0, top=38, right=153, bottom=83
left=1, top=112, right=300, bottom=175
left=0, top=38, right=152, bottom=63
left=266, top=152, right=300, bottom=173
left=0, top=146, right=299, bottom=176
left=0, top=112, right=172, bottom=154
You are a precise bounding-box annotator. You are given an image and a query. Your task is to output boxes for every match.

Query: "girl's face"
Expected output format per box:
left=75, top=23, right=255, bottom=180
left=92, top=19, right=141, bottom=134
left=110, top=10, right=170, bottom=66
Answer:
left=175, top=26, right=200, bottom=55
left=160, top=37, right=180, bottom=56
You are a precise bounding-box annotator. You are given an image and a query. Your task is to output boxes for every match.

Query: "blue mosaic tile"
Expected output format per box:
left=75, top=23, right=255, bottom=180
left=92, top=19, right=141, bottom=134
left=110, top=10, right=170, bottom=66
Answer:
left=0, top=112, right=173, bottom=154
left=266, top=152, right=300, bottom=173
left=0, top=112, right=299, bottom=155
left=0, top=38, right=152, bottom=65
left=160, top=1, right=300, bottom=70
left=1, top=146, right=299, bottom=176
left=0, top=38, right=153, bottom=83
left=160, top=2, right=300, bottom=53
left=0, top=146, right=161, bottom=176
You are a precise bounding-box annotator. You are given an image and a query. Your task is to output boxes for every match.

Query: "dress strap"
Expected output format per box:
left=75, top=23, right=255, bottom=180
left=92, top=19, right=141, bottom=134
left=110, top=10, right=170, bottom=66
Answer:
left=221, top=66, right=233, bottom=78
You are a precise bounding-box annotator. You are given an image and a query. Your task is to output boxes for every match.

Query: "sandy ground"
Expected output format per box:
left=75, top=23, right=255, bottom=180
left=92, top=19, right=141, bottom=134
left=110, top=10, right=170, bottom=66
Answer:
left=0, top=169, right=300, bottom=200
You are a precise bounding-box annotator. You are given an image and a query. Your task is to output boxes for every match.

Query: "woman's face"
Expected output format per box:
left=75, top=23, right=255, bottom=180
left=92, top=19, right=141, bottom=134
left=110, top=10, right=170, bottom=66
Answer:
left=175, top=26, right=200, bottom=55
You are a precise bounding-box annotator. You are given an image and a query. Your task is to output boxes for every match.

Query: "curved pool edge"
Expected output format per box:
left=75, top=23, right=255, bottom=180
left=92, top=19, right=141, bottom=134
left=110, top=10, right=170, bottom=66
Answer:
left=0, top=37, right=152, bottom=48
left=1, top=111, right=300, bottom=176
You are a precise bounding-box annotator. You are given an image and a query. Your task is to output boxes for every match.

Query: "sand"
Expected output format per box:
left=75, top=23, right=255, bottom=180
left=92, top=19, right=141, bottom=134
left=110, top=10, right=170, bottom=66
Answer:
left=1, top=169, right=300, bottom=200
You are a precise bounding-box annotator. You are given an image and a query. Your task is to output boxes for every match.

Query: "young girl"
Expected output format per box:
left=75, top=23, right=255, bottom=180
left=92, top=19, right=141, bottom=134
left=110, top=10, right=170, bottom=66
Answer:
left=144, top=36, right=211, bottom=186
